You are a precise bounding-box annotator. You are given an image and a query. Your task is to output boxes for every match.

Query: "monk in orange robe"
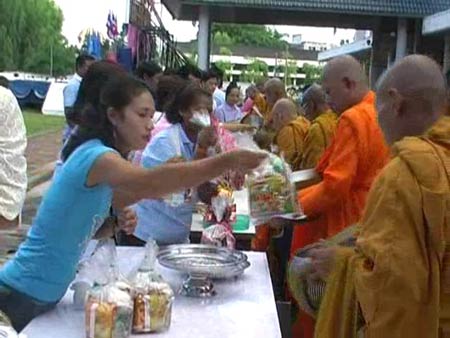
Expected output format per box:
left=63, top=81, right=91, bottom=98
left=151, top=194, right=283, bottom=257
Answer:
left=289, top=56, right=389, bottom=338
left=308, top=55, right=450, bottom=338
left=292, top=56, right=389, bottom=255
left=272, top=98, right=310, bottom=170
left=264, top=78, right=287, bottom=127
left=300, top=84, right=338, bottom=169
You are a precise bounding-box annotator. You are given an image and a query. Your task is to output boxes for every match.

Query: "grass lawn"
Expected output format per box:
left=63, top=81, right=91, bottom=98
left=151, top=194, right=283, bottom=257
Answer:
left=23, top=109, right=66, bottom=137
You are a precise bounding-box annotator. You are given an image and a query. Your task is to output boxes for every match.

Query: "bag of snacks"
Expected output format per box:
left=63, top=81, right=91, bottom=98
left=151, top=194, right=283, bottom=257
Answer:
left=247, top=153, right=301, bottom=225
left=233, top=132, right=302, bottom=225
left=131, top=240, right=174, bottom=334
left=84, top=240, right=133, bottom=338
left=0, top=310, right=19, bottom=338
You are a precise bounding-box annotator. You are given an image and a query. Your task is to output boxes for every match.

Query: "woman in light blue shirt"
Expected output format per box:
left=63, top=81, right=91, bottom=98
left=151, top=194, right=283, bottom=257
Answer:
left=0, top=64, right=265, bottom=332
left=132, top=84, right=218, bottom=245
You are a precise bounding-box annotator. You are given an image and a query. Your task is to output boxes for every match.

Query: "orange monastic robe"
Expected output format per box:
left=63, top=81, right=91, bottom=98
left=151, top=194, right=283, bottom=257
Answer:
left=301, top=110, right=338, bottom=169
left=291, top=91, right=389, bottom=255
left=315, top=116, right=450, bottom=338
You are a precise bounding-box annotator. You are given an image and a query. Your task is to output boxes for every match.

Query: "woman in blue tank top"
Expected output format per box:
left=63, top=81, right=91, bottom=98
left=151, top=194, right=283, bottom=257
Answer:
left=0, top=63, right=266, bottom=332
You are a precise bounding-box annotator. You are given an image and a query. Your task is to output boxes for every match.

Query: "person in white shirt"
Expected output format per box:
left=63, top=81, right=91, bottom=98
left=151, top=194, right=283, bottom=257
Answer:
left=62, top=54, right=95, bottom=143
left=0, top=87, right=27, bottom=229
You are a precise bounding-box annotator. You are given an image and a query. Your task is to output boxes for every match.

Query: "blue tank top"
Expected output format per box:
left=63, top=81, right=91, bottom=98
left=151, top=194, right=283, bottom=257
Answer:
left=0, top=139, right=117, bottom=302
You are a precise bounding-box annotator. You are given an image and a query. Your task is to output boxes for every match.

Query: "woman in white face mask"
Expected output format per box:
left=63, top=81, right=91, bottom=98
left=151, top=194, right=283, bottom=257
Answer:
left=127, top=84, right=219, bottom=246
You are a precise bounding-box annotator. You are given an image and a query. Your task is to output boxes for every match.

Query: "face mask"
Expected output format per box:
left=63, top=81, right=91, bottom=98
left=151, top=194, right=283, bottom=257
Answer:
left=190, top=111, right=211, bottom=128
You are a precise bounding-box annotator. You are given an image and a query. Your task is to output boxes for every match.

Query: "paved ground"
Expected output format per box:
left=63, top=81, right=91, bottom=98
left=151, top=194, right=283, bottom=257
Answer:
left=22, top=130, right=62, bottom=225
left=26, top=130, right=61, bottom=177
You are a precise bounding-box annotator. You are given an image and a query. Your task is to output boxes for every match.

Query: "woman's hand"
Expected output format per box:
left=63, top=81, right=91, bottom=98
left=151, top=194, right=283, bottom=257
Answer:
left=197, top=126, right=218, bottom=149
left=117, top=207, right=138, bottom=235
left=228, top=149, right=267, bottom=172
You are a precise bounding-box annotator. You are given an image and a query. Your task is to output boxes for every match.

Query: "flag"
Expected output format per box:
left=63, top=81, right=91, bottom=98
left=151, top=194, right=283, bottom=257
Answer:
left=106, top=11, right=119, bottom=39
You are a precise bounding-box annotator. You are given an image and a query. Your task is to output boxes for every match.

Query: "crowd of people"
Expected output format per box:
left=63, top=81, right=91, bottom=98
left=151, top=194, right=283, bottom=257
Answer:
left=0, top=51, right=449, bottom=338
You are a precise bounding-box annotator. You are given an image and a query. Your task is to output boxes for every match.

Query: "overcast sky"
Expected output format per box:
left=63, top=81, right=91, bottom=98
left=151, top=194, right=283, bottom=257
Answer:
left=54, top=0, right=356, bottom=46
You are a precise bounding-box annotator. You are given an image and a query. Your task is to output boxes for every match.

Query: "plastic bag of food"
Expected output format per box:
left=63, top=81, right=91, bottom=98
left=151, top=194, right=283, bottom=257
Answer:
left=131, top=240, right=174, bottom=333
left=233, top=133, right=302, bottom=225
left=201, top=182, right=236, bottom=249
left=84, top=240, right=133, bottom=338
left=247, top=153, right=301, bottom=225
left=0, top=310, right=19, bottom=338
left=201, top=223, right=236, bottom=249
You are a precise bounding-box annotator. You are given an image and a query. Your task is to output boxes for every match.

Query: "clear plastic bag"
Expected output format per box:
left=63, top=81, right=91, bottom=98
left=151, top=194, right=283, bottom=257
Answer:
left=164, top=126, right=187, bottom=207
left=0, top=310, right=19, bottom=338
left=234, top=133, right=302, bottom=225
left=131, top=240, right=174, bottom=333
left=201, top=183, right=236, bottom=249
left=84, top=240, right=133, bottom=338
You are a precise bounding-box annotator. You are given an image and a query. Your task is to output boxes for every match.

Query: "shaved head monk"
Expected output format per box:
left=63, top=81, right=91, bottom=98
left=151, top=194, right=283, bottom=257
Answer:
left=264, top=78, right=287, bottom=127
left=292, top=56, right=389, bottom=252
left=288, top=56, right=390, bottom=338
left=272, top=98, right=310, bottom=170
left=301, top=84, right=338, bottom=169
left=304, top=54, right=450, bottom=338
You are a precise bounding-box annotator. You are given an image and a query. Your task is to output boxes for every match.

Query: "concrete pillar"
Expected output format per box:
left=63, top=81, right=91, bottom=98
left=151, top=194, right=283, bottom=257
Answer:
left=444, top=34, right=450, bottom=74
left=395, top=18, right=408, bottom=61
left=198, top=6, right=211, bottom=71
left=370, top=31, right=394, bottom=87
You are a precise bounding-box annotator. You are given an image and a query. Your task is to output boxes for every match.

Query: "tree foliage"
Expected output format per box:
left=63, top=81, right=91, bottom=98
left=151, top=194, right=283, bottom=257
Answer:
left=303, top=63, right=323, bottom=86
left=242, top=59, right=269, bottom=83
left=0, top=0, right=77, bottom=76
left=212, top=24, right=286, bottom=48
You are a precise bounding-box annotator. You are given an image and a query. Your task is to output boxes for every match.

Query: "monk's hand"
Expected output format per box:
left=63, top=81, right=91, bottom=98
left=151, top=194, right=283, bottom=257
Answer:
left=117, top=207, right=138, bottom=235
left=309, top=246, right=338, bottom=281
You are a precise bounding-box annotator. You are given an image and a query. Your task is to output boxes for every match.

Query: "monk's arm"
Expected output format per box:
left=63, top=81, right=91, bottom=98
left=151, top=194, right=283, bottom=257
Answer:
left=299, top=118, right=358, bottom=216
left=301, top=124, right=325, bottom=170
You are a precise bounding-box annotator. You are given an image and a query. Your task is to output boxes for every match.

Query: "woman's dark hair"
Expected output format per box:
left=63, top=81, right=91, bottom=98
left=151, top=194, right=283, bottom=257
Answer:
left=155, top=75, right=188, bottom=112
left=165, top=83, right=210, bottom=124
left=71, top=61, right=125, bottom=125
left=177, top=63, right=203, bottom=80
left=225, top=82, right=239, bottom=99
left=62, top=73, right=150, bottom=161
left=135, top=61, right=162, bottom=79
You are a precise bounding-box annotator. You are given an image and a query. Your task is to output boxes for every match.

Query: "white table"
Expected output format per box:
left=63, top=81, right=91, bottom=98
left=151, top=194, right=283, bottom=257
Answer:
left=23, top=247, right=281, bottom=338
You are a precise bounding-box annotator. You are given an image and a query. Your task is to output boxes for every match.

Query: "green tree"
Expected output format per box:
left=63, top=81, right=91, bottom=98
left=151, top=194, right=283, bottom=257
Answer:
left=215, top=47, right=233, bottom=81
left=242, top=59, right=269, bottom=83
left=279, top=50, right=298, bottom=87
left=0, top=0, right=77, bottom=76
left=212, top=24, right=286, bottom=48
left=303, top=63, right=323, bottom=86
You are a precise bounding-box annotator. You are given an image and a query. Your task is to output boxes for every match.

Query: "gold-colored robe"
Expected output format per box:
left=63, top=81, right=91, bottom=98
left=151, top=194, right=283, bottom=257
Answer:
left=273, top=116, right=310, bottom=170
left=315, top=116, right=450, bottom=338
left=301, top=110, right=338, bottom=169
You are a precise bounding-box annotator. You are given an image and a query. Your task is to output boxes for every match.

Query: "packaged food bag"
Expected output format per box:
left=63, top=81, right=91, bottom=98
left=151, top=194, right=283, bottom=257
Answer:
left=232, top=133, right=302, bottom=225
left=84, top=240, right=133, bottom=338
left=0, top=310, right=19, bottom=338
left=247, top=153, right=301, bottom=225
left=131, top=240, right=174, bottom=333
